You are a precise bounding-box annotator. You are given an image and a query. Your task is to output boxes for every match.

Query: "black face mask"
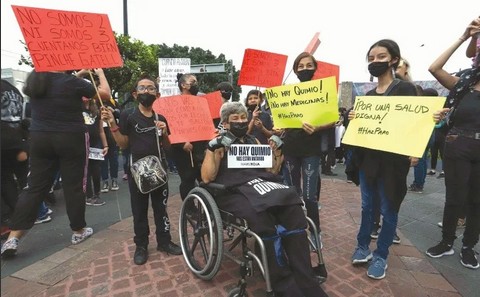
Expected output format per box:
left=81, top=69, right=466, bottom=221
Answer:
left=221, top=91, right=232, bottom=100
left=229, top=121, right=248, bottom=138
left=296, top=69, right=315, bottom=82
left=189, top=84, right=199, bottom=96
left=247, top=104, right=257, bottom=112
left=137, top=93, right=156, bottom=107
left=368, top=61, right=390, bottom=77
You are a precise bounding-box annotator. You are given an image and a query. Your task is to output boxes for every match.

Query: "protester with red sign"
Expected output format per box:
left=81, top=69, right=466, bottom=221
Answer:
left=1, top=68, right=111, bottom=258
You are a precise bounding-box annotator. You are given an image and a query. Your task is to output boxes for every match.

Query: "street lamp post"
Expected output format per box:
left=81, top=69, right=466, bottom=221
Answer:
left=123, top=0, right=128, bottom=36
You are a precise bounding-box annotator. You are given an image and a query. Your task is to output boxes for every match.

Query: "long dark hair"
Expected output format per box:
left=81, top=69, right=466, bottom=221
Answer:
left=23, top=70, right=51, bottom=98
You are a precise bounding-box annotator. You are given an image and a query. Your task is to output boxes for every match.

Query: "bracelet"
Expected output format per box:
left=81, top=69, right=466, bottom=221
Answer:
left=110, top=126, right=119, bottom=133
left=104, top=146, right=109, bottom=149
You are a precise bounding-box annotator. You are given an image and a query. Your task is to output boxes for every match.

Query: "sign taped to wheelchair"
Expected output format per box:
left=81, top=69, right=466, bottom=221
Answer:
left=227, top=144, right=273, bottom=168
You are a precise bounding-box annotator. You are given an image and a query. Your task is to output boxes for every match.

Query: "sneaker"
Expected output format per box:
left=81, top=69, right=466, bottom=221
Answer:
left=101, top=181, right=109, bottom=193
left=437, top=221, right=443, bottom=228
left=367, top=256, right=388, bottom=279
left=71, top=227, right=93, bottom=244
left=111, top=179, right=119, bottom=191
left=408, top=184, right=423, bottom=194
left=122, top=173, right=128, bottom=180
left=393, top=234, right=401, bottom=244
left=437, top=171, right=445, bottom=178
left=427, top=169, right=436, bottom=176
left=86, top=197, right=106, bottom=206
left=157, top=241, right=182, bottom=255
left=352, top=246, right=373, bottom=264
left=460, top=247, right=479, bottom=269
left=1, top=237, right=19, bottom=257
left=46, top=208, right=53, bottom=215
left=34, top=215, right=52, bottom=225
left=426, top=241, right=454, bottom=258
left=370, top=228, right=380, bottom=239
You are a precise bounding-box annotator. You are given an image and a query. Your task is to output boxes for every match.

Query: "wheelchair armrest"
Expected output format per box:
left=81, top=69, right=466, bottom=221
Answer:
left=199, top=182, right=227, bottom=191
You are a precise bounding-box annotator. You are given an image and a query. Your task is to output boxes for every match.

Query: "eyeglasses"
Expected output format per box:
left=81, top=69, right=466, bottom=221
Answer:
left=136, top=85, right=157, bottom=93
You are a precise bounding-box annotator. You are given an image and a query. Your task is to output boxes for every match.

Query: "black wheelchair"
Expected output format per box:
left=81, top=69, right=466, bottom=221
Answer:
left=179, top=182, right=328, bottom=297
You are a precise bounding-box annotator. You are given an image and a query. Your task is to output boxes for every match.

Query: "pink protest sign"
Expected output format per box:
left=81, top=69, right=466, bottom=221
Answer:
left=238, top=49, right=287, bottom=88
left=12, top=5, right=123, bottom=72
left=152, top=95, right=216, bottom=144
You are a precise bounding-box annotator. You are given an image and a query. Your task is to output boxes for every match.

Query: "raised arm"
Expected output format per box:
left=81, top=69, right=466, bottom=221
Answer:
left=428, top=19, right=479, bottom=90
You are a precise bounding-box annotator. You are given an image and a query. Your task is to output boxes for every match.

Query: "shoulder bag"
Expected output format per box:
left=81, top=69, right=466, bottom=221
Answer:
left=130, top=113, right=168, bottom=194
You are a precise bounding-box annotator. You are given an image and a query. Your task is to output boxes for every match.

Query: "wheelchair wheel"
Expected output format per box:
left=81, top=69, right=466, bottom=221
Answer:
left=179, top=187, right=223, bottom=280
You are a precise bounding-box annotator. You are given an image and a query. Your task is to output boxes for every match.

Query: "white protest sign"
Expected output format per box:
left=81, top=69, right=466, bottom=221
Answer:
left=227, top=144, right=273, bottom=168
left=158, top=58, right=191, bottom=97
left=88, top=147, right=104, bottom=160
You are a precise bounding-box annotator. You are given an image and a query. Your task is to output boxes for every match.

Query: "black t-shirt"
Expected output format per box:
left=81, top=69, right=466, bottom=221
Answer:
left=282, top=128, right=322, bottom=157
left=29, top=73, right=96, bottom=132
left=247, top=110, right=273, bottom=145
left=83, top=108, right=102, bottom=148
left=119, top=107, right=170, bottom=162
left=453, top=90, right=480, bottom=131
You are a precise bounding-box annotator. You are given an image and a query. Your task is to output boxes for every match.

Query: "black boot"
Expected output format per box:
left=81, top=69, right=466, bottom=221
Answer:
left=282, top=231, right=329, bottom=297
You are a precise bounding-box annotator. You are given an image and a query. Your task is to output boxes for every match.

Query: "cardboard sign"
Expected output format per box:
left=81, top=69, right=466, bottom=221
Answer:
left=342, top=96, right=447, bottom=157
left=201, top=91, right=223, bottom=119
left=152, top=95, right=216, bottom=144
left=158, top=58, right=190, bottom=97
left=88, top=147, right=104, bottom=160
left=265, top=77, right=339, bottom=128
left=227, top=144, right=273, bottom=168
left=12, top=5, right=123, bottom=72
left=238, top=49, right=288, bottom=88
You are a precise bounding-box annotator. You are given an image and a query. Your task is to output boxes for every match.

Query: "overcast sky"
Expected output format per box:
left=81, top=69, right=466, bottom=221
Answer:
left=2, top=0, right=478, bottom=90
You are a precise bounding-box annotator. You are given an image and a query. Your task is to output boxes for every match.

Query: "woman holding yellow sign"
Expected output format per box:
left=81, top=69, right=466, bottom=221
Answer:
left=348, top=39, right=418, bottom=280
left=281, top=52, right=337, bottom=250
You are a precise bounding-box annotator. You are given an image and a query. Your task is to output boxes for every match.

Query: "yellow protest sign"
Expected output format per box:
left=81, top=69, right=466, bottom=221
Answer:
left=342, top=96, right=446, bottom=158
left=265, top=77, right=338, bottom=128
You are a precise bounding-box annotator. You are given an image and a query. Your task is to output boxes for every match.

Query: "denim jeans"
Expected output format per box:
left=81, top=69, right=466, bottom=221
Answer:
left=356, top=170, right=398, bottom=260
left=283, top=155, right=321, bottom=230
left=101, top=145, right=119, bottom=180
left=413, top=149, right=428, bottom=188
left=37, top=201, right=48, bottom=218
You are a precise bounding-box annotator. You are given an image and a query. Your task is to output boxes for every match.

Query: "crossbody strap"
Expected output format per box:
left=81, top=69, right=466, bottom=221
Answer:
left=383, top=78, right=401, bottom=96
left=129, top=112, right=163, bottom=167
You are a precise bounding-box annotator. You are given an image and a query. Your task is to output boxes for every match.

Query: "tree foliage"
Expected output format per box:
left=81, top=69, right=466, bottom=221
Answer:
left=18, top=33, right=242, bottom=103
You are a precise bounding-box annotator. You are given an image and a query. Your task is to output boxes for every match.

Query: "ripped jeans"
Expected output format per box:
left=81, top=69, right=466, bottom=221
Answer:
left=283, top=155, right=321, bottom=231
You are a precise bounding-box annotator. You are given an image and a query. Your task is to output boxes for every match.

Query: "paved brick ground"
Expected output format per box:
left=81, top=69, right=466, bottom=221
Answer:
left=1, top=179, right=460, bottom=297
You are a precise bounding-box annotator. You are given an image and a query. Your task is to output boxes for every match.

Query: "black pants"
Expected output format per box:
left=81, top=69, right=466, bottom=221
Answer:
left=10, top=131, right=88, bottom=231
left=172, top=143, right=204, bottom=200
left=441, top=135, right=480, bottom=247
left=216, top=194, right=325, bottom=296
left=86, top=159, right=101, bottom=198
left=431, top=129, right=446, bottom=170
left=1, top=149, right=28, bottom=224
left=128, top=177, right=171, bottom=247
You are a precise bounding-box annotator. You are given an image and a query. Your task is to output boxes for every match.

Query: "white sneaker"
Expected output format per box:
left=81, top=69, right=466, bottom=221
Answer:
left=71, top=227, right=93, bottom=244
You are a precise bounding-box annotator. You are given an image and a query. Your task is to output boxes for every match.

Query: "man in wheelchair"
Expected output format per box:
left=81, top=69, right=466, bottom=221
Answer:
left=201, top=102, right=328, bottom=297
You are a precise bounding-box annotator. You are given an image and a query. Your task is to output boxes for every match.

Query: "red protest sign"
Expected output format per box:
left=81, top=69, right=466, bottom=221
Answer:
left=200, top=91, right=223, bottom=119
left=238, top=49, right=287, bottom=88
left=11, top=5, right=123, bottom=72
left=304, top=32, right=321, bottom=54
left=152, top=95, right=216, bottom=144
left=313, top=60, right=340, bottom=89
